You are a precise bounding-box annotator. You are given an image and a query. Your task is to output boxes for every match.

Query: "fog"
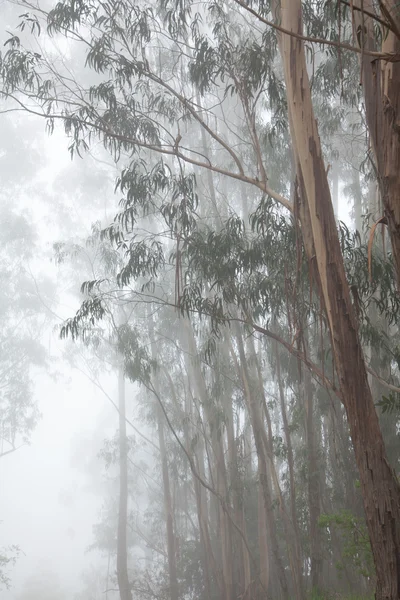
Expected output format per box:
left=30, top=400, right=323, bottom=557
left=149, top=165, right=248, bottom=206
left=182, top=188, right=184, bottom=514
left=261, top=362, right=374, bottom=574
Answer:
left=1, top=1, right=400, bottom=600
left=0, top=89, right=119, bottom=596
left=0, top=372, right=105, bottom=598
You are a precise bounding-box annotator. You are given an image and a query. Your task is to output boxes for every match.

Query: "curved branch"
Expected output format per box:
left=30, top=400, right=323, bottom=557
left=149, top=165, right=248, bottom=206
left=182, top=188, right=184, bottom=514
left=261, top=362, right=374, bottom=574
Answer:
left=233, top=0, right=400, bottom=62
left=0, top=443, right=26, bottom=459
left=341, top=0, right=400, bottom=34
left=0, top=92, right=292, bottom=212
left=147, top=72, right=246, bottom=177
left=248, top=321, right=342, bottom=400
left=367, top=366, right=400, bottom=395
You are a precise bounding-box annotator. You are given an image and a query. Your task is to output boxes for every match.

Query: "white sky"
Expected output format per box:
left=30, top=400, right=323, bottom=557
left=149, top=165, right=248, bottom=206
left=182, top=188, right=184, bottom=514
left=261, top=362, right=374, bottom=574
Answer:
left=0, top=350, right=118, bottom=598
left=0, top=103, right=118, bottom=597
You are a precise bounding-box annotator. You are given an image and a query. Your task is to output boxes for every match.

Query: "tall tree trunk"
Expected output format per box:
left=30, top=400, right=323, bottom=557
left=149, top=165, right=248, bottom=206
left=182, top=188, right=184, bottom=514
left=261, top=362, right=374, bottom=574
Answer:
left=353, top=168, right=363, bottom=234
left=180, top=318, right=234, bottom=600
left=221, top=335, right=252, bottom=600
left=248, top=334, right=306, bottom=598
left=355, top=0, right=400, bottom=287
left=301, top=360, right=322, bottom=592
left=117, top=364, right=132, bottom=600
left=275, top=343, right=305, bottom=598
left=156, top=403, right=179, bottom=600
left=231, top=327, right=289, bottom=598
left=366, top=183, right=400, bottom=470
left=176, top=369, right=216, bottom=600
left=171, top=362, right=219, bottom=600
left=275, top=3, right=400, bottom=598
left=332, top=160, right=339, bottom=218
left=258, top=480, right=270, bottom=599
left=149, top=319, right=179, bottom=600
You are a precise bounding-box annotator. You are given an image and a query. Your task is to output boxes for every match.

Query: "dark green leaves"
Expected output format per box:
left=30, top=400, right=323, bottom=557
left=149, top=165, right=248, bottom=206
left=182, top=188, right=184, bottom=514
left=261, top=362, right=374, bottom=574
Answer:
left=376, top=392, right=400, bottom=415
left=116, top=238, right=164, bottom=286
left=117, top=323, right=154, bottom=384
left=60, top=297, right=106, bottom=340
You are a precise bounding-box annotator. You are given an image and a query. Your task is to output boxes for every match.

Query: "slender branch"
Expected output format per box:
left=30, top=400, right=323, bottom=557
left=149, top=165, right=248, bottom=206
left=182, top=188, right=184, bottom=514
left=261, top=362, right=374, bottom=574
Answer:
left=72, top=361, right=160, bottom=452
left=233, top=0, right=400, bottom=62
left=367, top=366, right=400, bottom=395
left=147, top=72, right=246, bottom=176
left=340, top=0, right=397, bottom=33
left=0, top=92, right=292, bottom=212
left=248, top=321, right=342, bottom=400
left=0, top=444, right=25, bottom=459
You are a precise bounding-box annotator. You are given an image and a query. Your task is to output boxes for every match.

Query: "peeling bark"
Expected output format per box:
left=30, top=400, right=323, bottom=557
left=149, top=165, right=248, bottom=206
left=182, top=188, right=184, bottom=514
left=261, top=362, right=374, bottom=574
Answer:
left=276, top=2, right=400, bottom=598
left=354, top=0, right=400, bottom=288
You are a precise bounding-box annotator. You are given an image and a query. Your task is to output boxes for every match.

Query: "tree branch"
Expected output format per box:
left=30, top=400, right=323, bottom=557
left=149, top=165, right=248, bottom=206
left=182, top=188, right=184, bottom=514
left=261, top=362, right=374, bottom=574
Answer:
left=233, top=0, right=400, bottom=62
left=0, top=92, right=292, bottom=212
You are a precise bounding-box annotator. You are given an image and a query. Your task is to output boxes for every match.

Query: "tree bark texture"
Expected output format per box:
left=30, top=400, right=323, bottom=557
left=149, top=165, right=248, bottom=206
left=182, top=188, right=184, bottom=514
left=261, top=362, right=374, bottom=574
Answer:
left=276, top=2, right=400, bottom=598
left=354, top=0, right=400, bottom=288
left=302, top=360, right=322, bottom=591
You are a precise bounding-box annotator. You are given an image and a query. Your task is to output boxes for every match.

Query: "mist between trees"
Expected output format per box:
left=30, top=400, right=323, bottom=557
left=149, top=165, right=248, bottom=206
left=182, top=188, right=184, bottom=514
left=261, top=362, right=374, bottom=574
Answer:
left=0, top=0, right=400, bottom=599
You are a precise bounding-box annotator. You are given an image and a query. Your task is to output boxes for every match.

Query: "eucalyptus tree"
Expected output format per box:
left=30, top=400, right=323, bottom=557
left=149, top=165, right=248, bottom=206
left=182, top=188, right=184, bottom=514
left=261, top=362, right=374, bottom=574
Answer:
left=2, top=0, right=400, bottom=597
left=0, top=203, right=51, bottom=458
left=352, top=0, right=400, bottom=287
left=57, top=235, right=145, bottom=600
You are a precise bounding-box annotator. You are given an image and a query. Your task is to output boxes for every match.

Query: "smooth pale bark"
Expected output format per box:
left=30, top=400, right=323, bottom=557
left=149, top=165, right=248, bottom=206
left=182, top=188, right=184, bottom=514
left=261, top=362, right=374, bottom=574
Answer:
left=366, top=184, right=400, bottom=470
left=187, top=399, right=216, bottom=598
left=331, top=161, right=339, bottom=218
left=179, top=368, right=219, bottom=599
left=174, top=366, right=216, bottom=600
left=200, top=120, right=253, bottom=599
left=352, top=169, right=363, bottom=234
left=156, top=403, right=179, bottom=600
left=191, top=409, right=219, bottom=598
left=190, top=116, right=238, bottom=597
left=231, top=329, right=288, bottom=598
left=180, top=318, right=234, bottom=600
left=157, top=327, right=221, bottom=599
left=248, top=334, right=306, bottom=598
left=117, top=365, right=132, bottom=600
left=221, top=336, right=252, bottom=599
left=239, top=506, right=252, bottom=600
left=276, top=3, right=400, bottom=598
left=149, top=321, right=179, bottom=600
